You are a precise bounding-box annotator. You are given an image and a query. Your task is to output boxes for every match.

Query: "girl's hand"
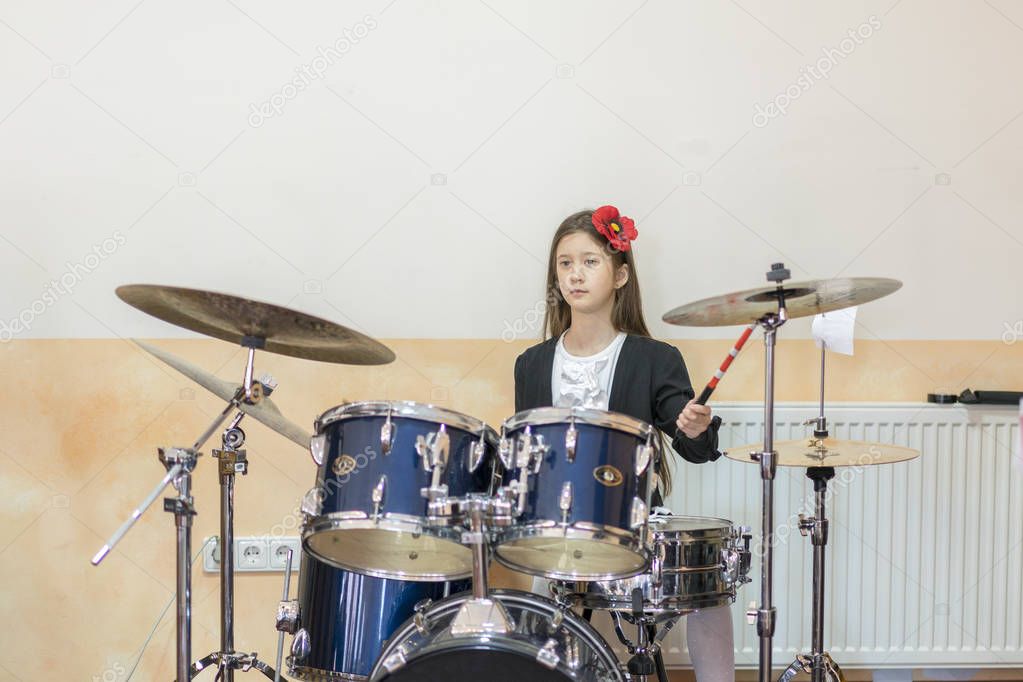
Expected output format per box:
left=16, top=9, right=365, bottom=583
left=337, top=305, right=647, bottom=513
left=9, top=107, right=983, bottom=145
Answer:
left=676, top=399, right=712, bottom=439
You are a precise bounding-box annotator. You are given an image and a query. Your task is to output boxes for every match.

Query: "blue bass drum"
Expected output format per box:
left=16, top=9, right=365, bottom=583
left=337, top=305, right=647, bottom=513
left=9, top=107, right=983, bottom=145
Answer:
left=303, top=401, right=498, bottom=581
left=493, top=407, right=658, bottom=581
left=369, top=589, right=625, bottom=682
left=289, top=552, right=469, bottom=681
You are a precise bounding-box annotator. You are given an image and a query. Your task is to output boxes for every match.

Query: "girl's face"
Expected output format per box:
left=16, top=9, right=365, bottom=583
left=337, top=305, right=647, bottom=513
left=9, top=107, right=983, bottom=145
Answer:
left=555, top=232, right=629, bottom=315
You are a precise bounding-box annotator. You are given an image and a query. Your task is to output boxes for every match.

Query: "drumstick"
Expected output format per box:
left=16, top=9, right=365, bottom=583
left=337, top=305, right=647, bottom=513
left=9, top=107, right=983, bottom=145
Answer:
left=695, top=324, right=755, bottom=405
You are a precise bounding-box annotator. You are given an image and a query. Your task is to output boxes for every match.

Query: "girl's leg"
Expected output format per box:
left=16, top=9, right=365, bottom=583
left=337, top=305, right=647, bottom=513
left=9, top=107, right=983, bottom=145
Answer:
left=686, top=604, right=735, bottom=682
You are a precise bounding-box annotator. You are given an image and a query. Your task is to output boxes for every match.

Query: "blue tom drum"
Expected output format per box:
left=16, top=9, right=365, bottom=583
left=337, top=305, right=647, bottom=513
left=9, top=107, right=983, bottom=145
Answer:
left=302, top=401, right=498, bottom=581
left=493, top=407, right=658, bottom=581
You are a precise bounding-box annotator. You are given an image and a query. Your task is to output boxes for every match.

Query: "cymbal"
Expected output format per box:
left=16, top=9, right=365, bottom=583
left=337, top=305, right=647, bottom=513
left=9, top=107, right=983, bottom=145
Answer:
left=117, top=285, right=395, bottom=365
left=134, top=339, right=312, bottom=450
left=725, top=437, right=920, bottom=468
left=662, top=277, right=902, bottom=327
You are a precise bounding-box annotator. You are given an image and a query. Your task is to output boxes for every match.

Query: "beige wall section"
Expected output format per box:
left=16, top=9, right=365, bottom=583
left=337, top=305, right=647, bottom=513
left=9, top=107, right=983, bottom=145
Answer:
left=1, top=337, right=1022, bottom=679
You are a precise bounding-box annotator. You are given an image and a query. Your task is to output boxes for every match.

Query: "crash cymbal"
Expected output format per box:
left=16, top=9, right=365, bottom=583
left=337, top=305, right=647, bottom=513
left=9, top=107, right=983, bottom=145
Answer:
left=134, top=339, right=312, bottom=449
left=118, top=285, right=395, bottom=365
left=662, top=277, right=902, bottom=327
left=725, top=437, right=919, bottom=468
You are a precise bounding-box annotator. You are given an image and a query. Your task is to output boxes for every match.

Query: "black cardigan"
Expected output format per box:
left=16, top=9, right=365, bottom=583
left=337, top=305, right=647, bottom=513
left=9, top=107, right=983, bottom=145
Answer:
left=513, top=335, right=723, bottom=472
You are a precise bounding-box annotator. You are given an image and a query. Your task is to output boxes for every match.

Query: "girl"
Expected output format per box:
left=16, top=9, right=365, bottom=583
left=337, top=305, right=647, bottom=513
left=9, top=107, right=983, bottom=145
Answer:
left=513, top=206, right=735, bottom=682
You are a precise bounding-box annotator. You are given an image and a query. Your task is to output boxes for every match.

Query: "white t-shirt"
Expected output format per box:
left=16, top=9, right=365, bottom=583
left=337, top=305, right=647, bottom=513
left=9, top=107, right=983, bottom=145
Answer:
left=551, top=331, right=628, bottom=410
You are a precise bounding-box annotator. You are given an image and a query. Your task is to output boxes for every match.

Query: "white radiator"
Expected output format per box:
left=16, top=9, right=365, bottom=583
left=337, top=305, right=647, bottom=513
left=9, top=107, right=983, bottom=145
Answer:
left=649, top=403, right=1022, bottom=670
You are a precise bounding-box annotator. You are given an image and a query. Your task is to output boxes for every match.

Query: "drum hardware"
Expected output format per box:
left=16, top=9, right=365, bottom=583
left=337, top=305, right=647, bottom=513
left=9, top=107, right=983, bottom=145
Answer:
left=608, top=590, right=671, bottom=682
left=450, top=496, right=513, bottom=635
left=96, top=284, right=396, bottom=681
left=724, top=346, right=920, bottom=682
left=663, top=265, right=905, bottom=682
left=778, top=344, right=843, bottom=682
left=273, top=548, right=298, bottom=682
left=381, top=406, right=395, bottom=455
left=371, top=475, right=388, bottom=521
left=91, top=382, right=283, bottom=681
left=135, top=340, right=313, bottom=450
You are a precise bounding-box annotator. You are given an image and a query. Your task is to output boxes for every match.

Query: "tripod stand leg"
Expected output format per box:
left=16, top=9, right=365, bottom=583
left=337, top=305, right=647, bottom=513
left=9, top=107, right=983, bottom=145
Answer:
left=822, top=653, right=845, bottom=682
left=777, top=654, right=811, bottom=682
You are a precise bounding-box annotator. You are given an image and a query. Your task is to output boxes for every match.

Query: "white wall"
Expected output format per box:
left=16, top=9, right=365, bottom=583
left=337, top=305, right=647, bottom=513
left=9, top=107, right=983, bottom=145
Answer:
left=1, top=0, right=1021, bottom=341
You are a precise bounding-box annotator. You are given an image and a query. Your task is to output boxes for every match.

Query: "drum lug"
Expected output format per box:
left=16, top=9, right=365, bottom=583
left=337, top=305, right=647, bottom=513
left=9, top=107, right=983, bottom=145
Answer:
left=559, top=481, right=573, bottom=523
left=309, top=433, right=327, bottom=467
left=721, top=547, right=740, bottom=587
left=415, top=425, right=450, bottom=473
left=468, top=432, right=486, bottom=473
left=371, top=475, right=387, bottom=521
left=565, top=420, right=577, bottom=463
left=290, top=628, right=310, bottom=661
left=380, top=411, right=395, bottom=456
left=635, top=443, right=653, bottom=477
left=516, top=427, right=548, bottom=471
left=630, top=497, right=648, bottom=530
left=515, top=427, right=532, bottom=468
left=531, top=434, right=547, bottom=473
left=275, top=599, right=299, bottom=634
left=380, top=647, right=408, bottom=674
left=536, top=638, right=561, bottom=670
left=498, top=427, right=513, bottom=469
left=300, top=487, right=323, bottom=520
left=413, top=599, right=433, bottom=634
left=515, top=467, right=530, bottom=516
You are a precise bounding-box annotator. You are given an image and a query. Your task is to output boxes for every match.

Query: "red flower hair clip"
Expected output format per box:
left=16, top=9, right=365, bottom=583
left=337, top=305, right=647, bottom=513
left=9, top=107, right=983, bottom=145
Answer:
left=592, top=205, right=638, bottom=252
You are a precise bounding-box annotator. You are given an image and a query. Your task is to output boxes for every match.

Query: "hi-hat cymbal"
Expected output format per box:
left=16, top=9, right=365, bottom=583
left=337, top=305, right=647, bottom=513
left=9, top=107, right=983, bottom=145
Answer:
left=135, top=340, right=312, bottom=450
left=662, top=277, right=902, bottom=327
left=117, top=285, right=395, bottom=365
left=725, top=437, right=920, bottom=468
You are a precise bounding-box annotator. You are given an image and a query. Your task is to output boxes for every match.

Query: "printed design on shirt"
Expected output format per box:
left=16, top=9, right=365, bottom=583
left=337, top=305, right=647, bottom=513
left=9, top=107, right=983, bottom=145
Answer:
left=593, top=464, right=624, bottom=487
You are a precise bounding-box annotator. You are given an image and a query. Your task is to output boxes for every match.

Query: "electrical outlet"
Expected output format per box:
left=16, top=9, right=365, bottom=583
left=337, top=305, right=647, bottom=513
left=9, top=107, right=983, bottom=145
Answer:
left=202, top=536, right=221, bottom=572
left=202, top=536, right=302, bottom=573
left=238, top=539, right=268, bottom=570
left=269, top=538, right=302, bottom=570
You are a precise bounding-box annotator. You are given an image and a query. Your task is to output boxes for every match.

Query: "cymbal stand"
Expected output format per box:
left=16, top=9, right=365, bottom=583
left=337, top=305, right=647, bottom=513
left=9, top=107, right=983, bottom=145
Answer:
left=779, top=344, right=845, bottom=682
left=745, top=262, right=791, bottom=682
left=91, top=341, right=283, bottom=681
left=190, top=409, right=281, bottom=680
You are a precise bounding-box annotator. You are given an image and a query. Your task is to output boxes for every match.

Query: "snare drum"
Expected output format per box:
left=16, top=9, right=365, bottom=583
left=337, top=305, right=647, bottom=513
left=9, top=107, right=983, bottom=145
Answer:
left=551, top=515, right=752, bottom=615
left=369, top=589, right=624, bottom=682
left=288, top=552, right=468, bottom=681
left=493, top=408, right=658, bottom=581
left=302, top=401, right=498, bottom=580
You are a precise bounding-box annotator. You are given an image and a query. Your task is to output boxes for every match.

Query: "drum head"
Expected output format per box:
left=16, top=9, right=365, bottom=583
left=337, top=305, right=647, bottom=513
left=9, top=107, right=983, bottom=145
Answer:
left=650, top=517, right=732, bottom=539
left=376, top=647, right=575, bottom=681
left=304, top=526, right=472, bottom=581
left=495, top=535, right=647, bottom=581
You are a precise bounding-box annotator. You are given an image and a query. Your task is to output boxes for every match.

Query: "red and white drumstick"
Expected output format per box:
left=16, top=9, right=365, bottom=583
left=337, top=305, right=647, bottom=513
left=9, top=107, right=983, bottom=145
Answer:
left=695, top=324, right=755, bottom=405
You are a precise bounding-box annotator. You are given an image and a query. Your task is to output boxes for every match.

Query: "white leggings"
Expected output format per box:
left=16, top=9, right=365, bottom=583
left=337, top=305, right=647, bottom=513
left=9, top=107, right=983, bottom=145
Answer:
left=684, top=604, right=736, bottom=682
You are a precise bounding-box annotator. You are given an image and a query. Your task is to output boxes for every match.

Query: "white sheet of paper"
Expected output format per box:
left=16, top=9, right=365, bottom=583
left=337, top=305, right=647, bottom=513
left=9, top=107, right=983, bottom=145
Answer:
left=812, top=307, right=857, bottom=355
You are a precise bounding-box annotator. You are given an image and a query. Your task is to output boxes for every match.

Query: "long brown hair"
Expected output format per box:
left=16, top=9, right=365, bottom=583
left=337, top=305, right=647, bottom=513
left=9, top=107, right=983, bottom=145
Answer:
left=541, top=209, right=673, bottom=495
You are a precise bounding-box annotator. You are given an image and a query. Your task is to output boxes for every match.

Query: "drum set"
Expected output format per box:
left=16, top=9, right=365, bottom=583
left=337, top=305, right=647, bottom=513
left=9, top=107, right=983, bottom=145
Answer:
left=90, top=263, right=919, bottom=682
